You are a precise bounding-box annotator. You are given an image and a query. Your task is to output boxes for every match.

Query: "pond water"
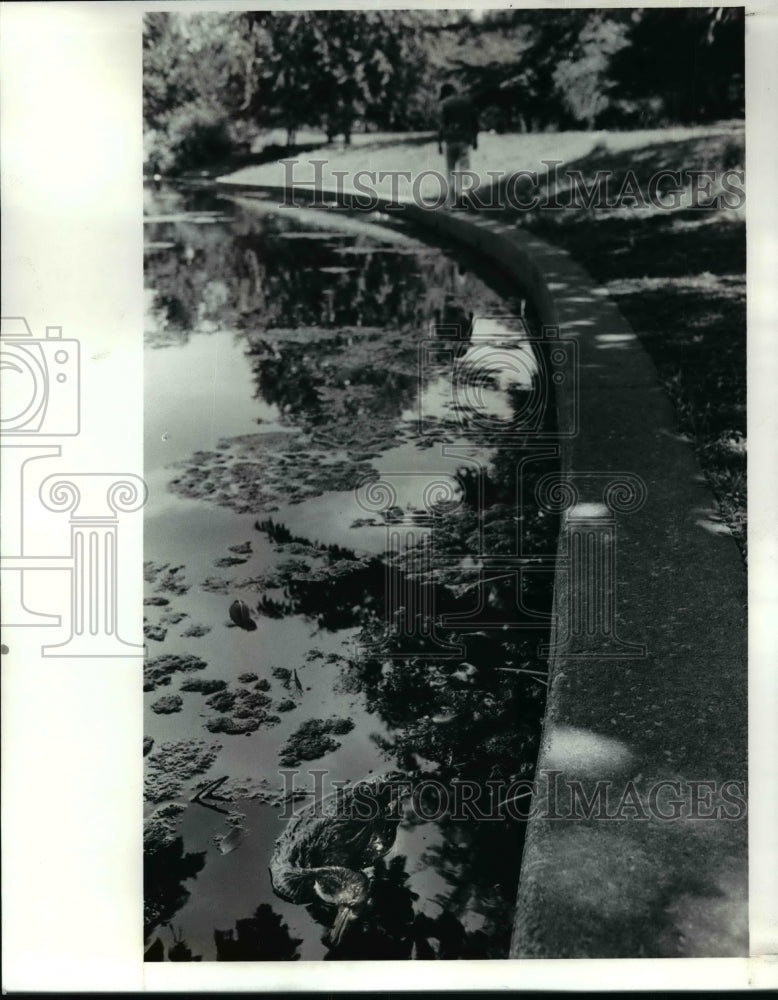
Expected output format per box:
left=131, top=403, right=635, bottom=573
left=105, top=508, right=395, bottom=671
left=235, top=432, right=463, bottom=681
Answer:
left=143, top=182, right=559, bottom=961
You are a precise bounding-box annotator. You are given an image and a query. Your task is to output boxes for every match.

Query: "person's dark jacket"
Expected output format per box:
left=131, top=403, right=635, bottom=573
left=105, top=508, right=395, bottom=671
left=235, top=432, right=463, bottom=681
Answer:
left=438, top=94, right=479, bottom=150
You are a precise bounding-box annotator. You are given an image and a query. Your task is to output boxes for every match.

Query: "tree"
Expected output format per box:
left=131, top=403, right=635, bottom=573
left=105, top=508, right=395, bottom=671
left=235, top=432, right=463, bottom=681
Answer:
left=143, top=6, right=745, bottom=169
left=609, top=7, right=744, bottom=124
left=551, top=13, right=630, bottom=129
left=143, top=13, right=199, bottom=130
left=239, top=11, right=429, bottom=142
left=144, top=11, right=256, bottom=170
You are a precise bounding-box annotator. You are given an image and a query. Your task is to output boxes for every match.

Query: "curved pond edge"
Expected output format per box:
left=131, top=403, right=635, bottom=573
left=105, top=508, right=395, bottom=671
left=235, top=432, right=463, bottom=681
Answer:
left=216, top=177, right=748, bottom=960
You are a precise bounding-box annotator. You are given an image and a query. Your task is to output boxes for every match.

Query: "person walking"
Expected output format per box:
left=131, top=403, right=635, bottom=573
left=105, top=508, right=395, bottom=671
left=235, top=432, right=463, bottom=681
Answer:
left=437, top=83, right=479, bottom=207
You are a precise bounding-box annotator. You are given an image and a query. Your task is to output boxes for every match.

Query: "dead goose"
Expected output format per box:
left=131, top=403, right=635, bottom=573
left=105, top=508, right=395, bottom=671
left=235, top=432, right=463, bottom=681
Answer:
left=269, top=772, right=406, bottom=946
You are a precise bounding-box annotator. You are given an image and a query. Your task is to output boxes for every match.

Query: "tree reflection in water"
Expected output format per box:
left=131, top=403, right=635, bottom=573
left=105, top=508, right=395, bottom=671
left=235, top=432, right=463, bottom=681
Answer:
left=143, top=835, right=206, bottom=943
left=244, top=420, right=555, bottom=958
left=249, top=449, right=555, bottom=784
left=214, top=903, right=302, bottom=961
left=145, top=186, right=481, bottom=351
left=420, top=813, right=523, bottom=959
left=144, top=925, right=203, bottom=962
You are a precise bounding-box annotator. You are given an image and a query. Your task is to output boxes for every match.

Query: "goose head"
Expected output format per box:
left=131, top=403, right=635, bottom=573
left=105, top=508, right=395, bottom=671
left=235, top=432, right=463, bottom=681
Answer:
left=311, top=866, right=369, bottom=946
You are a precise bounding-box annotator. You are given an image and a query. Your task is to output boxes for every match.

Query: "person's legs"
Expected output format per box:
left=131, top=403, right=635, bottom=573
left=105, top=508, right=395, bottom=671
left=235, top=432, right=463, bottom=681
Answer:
left=444, top=142, right=460, bottom=206
left=454, top=147, right=471, bottom=206
left=445, top=142, right=471, bottom=206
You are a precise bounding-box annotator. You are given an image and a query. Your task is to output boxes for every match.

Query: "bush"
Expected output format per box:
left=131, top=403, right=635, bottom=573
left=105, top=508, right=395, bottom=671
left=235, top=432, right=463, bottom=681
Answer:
left=147, top=102, right=236, bottom=174
left=479, top=104, right=511, bottom=134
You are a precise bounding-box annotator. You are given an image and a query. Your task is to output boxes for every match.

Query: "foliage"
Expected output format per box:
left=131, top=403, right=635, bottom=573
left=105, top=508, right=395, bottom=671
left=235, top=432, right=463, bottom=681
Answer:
left=608, top=7, right=745, bottom=125
left=239, top=10, right=429, bottom=140
left=156, top=103, right=235, bottom=173
left=143, top=12, right=255, bottom=170
left=551, top=14, right=630, bottom=128
left=432, top=7, right=742, bottom=130
left=144, top=8, right=744, bottom=169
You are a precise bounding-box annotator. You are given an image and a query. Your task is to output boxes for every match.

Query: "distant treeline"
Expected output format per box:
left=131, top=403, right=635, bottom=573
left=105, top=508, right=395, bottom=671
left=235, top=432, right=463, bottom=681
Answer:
left=144, top=7, right=744, bottom=171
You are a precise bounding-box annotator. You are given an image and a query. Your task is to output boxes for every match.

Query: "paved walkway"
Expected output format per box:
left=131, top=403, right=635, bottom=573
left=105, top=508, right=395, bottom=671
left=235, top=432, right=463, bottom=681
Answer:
left=217, top=170, right=748, bottom=958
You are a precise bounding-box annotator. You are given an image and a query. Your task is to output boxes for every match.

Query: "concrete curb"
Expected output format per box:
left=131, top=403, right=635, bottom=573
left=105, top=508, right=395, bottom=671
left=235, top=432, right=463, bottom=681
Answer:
left=217, top=178, right=748, bottom=958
